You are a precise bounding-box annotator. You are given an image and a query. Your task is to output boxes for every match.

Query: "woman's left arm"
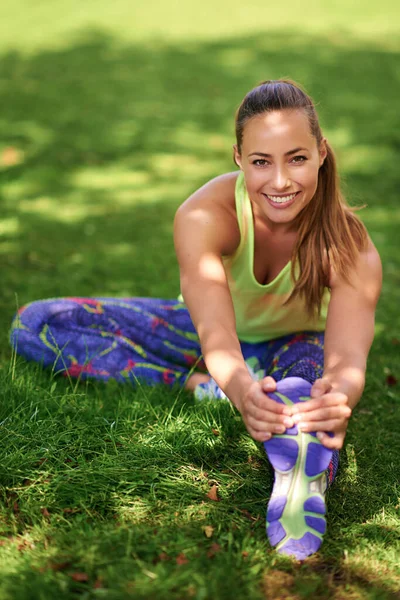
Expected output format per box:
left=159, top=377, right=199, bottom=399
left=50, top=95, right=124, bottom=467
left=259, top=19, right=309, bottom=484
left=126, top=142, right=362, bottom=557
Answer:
left=291, top=241, right=382, bottom=450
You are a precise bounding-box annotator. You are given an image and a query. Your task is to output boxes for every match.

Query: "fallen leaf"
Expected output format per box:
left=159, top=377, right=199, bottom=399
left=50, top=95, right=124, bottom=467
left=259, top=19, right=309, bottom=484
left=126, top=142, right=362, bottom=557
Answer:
left=202, top=525, right=214, bottom=538
left=152, top=552, right=170, bottom=564
left=41, top=507, right=50, bottom=518
left=207, top=542, right=222, bottom=558
left=206, top=485, right=219, bottom=502
left=70, top=572, right=89, bottom=582
left=176, top=553, right=189, bottom=565
left=211, top=428, right=220, bottom=436
left=386, top=374, right=398, bottom=386
left=239, top=508, right=257, bottom=521
left=93, top=577, right=104, bottom=589
left=242, top=551, right=249, bottom=559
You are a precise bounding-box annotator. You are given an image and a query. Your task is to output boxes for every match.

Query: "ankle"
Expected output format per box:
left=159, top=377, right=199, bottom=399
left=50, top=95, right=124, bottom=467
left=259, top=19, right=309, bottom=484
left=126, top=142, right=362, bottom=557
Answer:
left=185, top=373, right=211, bottom=391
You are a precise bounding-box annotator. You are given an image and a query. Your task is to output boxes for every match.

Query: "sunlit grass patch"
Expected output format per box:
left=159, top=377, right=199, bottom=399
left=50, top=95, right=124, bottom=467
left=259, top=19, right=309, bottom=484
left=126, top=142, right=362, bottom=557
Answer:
left=0, top=5, right=399, bottom=597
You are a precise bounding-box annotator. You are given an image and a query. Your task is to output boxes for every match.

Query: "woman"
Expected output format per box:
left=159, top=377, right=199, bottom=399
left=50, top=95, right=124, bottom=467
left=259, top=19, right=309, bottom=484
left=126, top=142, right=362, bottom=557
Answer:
left=10, top=80, right=382, bottom=559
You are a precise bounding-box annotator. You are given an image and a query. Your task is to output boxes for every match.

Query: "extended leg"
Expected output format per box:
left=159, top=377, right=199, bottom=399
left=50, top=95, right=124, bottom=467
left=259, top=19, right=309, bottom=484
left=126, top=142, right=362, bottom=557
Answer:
left=10, top=297, right=206, bottom=387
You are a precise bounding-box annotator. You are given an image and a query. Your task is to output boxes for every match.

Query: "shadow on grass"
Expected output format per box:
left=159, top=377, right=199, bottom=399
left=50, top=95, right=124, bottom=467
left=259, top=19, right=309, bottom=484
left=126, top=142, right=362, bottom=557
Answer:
left=0, top=27, right=399, bottom=599
left=0, top=29, right=399, bottom=311
left=1, top=362, right=399, bottom=598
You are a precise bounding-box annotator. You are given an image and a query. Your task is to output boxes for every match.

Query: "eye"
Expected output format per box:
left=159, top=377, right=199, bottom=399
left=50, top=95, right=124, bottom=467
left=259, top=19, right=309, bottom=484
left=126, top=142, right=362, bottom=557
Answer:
left=252, top=159, right=269, bottom=167
left=291, top=155, right=307, bottom=164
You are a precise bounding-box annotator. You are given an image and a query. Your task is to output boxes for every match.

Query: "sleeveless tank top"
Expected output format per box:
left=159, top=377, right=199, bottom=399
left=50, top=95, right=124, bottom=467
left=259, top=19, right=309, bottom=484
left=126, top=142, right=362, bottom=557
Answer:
left=222, top=172, right=330, bottom=342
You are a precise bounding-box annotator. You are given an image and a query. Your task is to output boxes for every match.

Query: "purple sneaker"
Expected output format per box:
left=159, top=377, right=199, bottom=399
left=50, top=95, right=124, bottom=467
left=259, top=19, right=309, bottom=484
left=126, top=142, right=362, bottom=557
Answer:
left=264, top=377, right=333, bottom=560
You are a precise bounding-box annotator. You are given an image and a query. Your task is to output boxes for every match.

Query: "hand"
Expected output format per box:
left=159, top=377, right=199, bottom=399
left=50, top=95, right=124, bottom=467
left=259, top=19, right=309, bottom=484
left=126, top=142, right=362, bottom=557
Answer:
left=291, top=377, right=352, bottom=450
left=240, top=376, right=295, bottom=443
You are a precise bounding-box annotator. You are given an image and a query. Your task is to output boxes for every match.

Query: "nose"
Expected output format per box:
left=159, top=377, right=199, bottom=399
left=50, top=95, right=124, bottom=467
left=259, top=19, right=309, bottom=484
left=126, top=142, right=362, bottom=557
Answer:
left=271, top=166, right=291, bottom=191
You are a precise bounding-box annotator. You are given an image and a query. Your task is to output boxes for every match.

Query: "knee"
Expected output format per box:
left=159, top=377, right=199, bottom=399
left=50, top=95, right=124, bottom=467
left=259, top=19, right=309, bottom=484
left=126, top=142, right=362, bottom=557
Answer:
left=10, top=298, right=75, bottom=345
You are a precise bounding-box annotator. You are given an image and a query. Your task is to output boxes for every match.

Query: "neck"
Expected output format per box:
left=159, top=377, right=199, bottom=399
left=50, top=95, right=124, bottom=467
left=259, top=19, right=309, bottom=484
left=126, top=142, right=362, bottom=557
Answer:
left=251, top=201, right=299, bottom=237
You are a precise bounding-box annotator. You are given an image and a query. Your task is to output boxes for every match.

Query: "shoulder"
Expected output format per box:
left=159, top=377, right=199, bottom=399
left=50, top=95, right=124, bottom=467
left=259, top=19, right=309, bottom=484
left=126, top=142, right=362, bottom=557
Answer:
left=174, top=171, right=241, bottom=256
left=177, top=171, right=239, bottom=212
left=329, top=238, right=382, bottom=305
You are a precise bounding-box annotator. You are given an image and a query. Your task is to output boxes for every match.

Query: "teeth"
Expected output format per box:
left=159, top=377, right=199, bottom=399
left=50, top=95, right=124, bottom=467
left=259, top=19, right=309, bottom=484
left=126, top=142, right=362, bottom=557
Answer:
left=266, top=192, right=297, bottom=204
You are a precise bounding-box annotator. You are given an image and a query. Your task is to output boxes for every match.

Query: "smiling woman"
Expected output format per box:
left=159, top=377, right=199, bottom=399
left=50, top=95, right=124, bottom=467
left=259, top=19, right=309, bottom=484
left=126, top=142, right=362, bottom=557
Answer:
left=10, top=79, right=382, bottom=561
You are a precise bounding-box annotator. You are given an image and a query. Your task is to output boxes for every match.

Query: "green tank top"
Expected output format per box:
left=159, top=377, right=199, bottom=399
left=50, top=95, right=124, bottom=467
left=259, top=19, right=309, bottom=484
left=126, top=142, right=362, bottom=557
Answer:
left=223, top=172, right=330, bottom=343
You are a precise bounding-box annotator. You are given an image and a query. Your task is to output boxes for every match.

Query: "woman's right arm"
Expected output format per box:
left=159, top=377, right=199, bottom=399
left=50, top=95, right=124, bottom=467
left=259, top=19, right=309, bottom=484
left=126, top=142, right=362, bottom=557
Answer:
left=174, top=174, right=293, bottom=441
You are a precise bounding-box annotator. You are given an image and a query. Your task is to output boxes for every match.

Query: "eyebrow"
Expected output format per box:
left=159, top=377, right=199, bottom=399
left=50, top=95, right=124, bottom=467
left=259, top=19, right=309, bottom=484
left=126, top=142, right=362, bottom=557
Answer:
left=248, top=147, right=309, bottom=158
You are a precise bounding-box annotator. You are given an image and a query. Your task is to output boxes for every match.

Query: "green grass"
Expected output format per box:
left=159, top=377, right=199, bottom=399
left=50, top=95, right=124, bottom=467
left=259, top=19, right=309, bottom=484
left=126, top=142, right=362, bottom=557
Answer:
left=0, top=1, right=399, bottom=598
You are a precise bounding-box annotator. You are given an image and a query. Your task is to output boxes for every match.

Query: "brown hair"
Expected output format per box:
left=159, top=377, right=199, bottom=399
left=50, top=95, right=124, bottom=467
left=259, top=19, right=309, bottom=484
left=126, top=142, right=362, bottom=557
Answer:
left=235, top=79, right=368, bottom=317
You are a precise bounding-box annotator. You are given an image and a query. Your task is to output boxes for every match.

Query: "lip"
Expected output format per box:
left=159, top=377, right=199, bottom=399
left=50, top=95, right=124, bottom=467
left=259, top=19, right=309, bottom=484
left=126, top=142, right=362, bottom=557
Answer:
left=262, top=191, right=301, bottom=210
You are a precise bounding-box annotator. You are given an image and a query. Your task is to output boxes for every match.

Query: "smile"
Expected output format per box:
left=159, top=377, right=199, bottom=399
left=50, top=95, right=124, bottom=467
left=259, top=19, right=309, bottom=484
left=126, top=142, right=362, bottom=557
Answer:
left=265, top=192, right=300, bottom=204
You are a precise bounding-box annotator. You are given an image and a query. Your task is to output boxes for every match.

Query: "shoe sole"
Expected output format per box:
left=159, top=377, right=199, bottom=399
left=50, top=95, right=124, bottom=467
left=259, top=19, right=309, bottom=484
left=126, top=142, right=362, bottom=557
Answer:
left=264, top=377, right=333, bottom=560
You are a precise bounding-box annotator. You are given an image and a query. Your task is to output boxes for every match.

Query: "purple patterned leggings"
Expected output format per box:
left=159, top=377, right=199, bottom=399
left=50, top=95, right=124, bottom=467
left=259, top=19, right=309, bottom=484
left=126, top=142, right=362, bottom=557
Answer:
left=10, top=296, right=338, bottom=481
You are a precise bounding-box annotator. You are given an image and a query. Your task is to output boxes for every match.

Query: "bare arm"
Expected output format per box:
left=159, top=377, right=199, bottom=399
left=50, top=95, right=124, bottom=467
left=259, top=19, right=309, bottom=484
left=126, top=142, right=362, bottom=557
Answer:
left=291, top=240, right=382, bottom=449
left=174, top=174, right=292, bottom=439
left=322, top=241, right=382, bottom=407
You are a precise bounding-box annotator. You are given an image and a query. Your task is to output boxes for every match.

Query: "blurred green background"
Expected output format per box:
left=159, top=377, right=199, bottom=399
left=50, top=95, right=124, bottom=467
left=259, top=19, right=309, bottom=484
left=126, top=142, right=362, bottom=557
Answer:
left=0, top=0, right=399, bottom=351
left=0, top=2, right=399, bottom=598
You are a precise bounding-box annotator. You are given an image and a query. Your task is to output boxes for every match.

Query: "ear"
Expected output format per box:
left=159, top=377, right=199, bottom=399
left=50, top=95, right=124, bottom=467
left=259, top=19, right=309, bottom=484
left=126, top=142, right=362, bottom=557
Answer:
left=233, top=144, right=242, bottom=169
left=319, top=138, right=328, bottom=166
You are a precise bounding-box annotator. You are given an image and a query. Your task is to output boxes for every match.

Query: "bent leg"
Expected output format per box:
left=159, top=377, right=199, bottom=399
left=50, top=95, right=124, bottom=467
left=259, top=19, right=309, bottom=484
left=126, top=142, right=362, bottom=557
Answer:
left=10, top=297, right=205, bottom=386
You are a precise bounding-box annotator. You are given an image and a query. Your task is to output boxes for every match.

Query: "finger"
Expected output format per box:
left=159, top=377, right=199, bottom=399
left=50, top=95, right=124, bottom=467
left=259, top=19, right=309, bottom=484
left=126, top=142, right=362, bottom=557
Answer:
left=291, top=393, right=348, bottom=414
left=260, top=376, right=277, bottom=392
left=252, top=392, right=292, bottom=416
left=246, top=404, right=294, bottom=426
left=293, top=405, right=352, bottom=423
left=311, top=377, right=332, bottom=398
left=298, top=418, right=342, bottom=433
left=246, top=415, right=288, bottom=435
left=248, top=428, right=273, bottom=443
left=316, top=431, right=345, bottom=450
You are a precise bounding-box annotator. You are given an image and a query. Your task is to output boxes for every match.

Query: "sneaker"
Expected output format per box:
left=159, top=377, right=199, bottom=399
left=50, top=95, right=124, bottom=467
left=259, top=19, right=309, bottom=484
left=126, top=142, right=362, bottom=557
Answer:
left=264, top=377, right=333, bottom=560
left=194, top=356, right=265, bottom=401
left=194, top=377, right=227, bottom=401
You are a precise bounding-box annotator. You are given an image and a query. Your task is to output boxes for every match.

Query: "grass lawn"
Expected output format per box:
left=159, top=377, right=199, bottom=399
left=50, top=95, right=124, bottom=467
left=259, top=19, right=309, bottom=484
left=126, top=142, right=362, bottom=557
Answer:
left=0, top=1, right=399, bottom=598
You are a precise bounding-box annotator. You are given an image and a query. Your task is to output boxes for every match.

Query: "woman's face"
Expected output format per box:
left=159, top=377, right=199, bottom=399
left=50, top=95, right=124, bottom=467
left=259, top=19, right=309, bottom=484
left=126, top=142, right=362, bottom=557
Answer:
left=234, top=109, right=327, bottom=230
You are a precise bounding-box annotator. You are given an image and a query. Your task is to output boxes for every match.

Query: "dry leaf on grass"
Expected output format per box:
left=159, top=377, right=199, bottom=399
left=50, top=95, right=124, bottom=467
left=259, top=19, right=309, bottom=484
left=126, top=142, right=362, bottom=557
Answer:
left=386, top=374, right=398, bottom=386
left=152, top=552, right=170, bottom=564
left=206, top=485, right=219, bottom=501
left=176, top=553, right=189, bottom=565
left=211, top=428, right=220, bottom=436
left=239, top=508, right=257, bottom=521
left=70, top=572, right=89, bottom=582
left=93, top=577, right=104, bottom=589
left=207, top=542, right=222, bottom=558
left=202, top=525, right=214, bottom=538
